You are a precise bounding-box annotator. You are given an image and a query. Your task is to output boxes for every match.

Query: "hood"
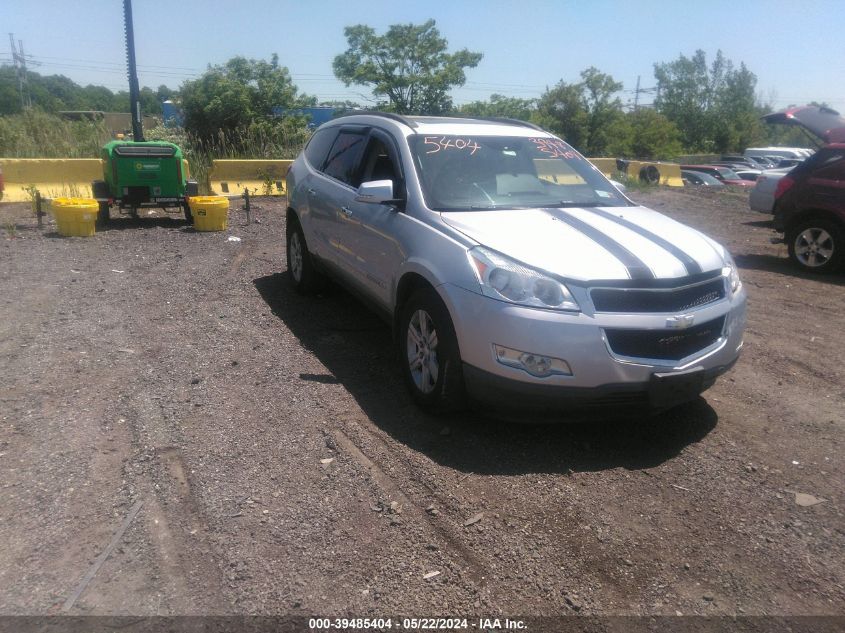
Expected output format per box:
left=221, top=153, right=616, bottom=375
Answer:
left=761, top=105, right=845, bottom=143
left=441, top=206, right=727, bottom=282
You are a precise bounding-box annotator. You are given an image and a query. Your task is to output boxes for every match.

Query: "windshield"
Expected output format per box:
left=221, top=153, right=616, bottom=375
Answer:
left=409, top=135, right=630, bottom=211
left=715, top=167, right=741, bottom=179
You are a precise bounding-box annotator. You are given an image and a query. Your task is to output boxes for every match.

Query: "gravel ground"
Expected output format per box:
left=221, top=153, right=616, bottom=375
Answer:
left=0, top=189, right=842, bottom=621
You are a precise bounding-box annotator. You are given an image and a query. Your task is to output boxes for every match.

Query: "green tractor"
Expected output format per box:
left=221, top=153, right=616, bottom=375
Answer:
left=92, top=140, right=198, bottom=225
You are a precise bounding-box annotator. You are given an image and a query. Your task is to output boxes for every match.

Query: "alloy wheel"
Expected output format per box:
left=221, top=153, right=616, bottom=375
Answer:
left=794, top=227, right=834, bottom=268
left=289, top=231, right=303, bottom=282
left=406, top=309, right=439, bottom=394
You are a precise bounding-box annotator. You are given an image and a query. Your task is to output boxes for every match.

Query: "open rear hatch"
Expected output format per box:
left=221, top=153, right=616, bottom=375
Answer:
left=761, top=105, right=845, bottom=143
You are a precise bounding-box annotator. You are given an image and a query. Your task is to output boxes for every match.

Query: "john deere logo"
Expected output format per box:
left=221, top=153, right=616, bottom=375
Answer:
left=135, top=162, right=161, bottom=171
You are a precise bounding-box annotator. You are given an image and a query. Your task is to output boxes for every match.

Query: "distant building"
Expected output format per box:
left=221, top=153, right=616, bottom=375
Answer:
left=162, top=100, right=184, bottom=128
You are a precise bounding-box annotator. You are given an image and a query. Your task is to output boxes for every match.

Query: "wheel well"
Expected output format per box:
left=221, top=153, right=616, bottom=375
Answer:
left=393, top=273, right=436, bottom=337
left=786, top=210, right=842, bottom=235
left=286, top=207, right=299, bottom=228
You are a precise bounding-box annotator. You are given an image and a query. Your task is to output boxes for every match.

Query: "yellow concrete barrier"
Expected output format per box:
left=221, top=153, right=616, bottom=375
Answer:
left=0, top=158, right=103, bottom=202
left=209, top=160, right=293, bottom=196
left=588, top=157, right=683, bottom=187
left=628, top=160, right=684, bottom=187
left=588, top=158, right=619, bottom=179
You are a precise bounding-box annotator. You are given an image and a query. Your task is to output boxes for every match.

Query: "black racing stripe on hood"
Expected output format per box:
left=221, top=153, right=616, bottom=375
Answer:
left=543, top=208, right=654, bottom=280
left=581, top=207, right=703, bottom=275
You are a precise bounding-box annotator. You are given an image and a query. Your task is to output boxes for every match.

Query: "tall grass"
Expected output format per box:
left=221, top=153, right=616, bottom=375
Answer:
left=0, top=109, right=112, bottom=157
left=145, top=121, right=311, bottom=192
left=0, top=110, right=312, bottom=193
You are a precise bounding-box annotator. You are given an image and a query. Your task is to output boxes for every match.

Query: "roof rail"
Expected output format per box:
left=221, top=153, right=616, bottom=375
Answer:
left=467, top=116, right=547, bottom=132
left=334, top=110, right=418, bottom=129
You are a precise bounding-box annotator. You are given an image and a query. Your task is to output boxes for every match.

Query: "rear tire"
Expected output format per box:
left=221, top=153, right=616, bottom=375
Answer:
left=787, top=217, right=844, bottom=273
left=92, top=180, right=109, bottom=199
left=286, top=215, right=326, bottom=294
left=398, top=287, right=466, bottom=412
left=97, top=201, right=110, bottom=225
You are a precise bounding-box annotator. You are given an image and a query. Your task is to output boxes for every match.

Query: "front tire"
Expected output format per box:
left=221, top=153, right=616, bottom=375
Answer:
left=398, top=288, right=466, bottom=412
left=286, top=215, right=326, bottom=294
left=787, top=217, right=844, bottom=273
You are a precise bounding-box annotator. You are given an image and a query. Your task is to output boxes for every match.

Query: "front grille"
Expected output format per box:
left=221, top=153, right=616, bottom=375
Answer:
left=591, top=277, right=725, bottom=313
left=605, top=316, right=726, bottom=361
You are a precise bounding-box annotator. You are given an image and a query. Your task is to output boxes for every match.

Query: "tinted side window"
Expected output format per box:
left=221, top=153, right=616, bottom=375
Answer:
left=303, top=128, right=338, bottom=169
left=811, top=150, right=845, bottom=180
left=323, top=132, right=367, bottom=185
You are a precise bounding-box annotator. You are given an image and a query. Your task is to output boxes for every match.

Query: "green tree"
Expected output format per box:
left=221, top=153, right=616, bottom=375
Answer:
left=579, top=67, right=624, bottom=156
left=458, top=93, right=537, bottom=121
left=81, top=84, right=118, bottom=111
left=0, top=64, right=166, bottom=116
left=535, top=68, right=624, bottom=156
left=609, top=109, right=683, bottom=159
left=653, top=50, right=761, bottom=153
left=180, top=54, right=314, bottom=140
left=156, top=84, right=177, bottom=102
left=535, top=80, right=588, bottom=149
left=333, top=20, right=482, bottom=114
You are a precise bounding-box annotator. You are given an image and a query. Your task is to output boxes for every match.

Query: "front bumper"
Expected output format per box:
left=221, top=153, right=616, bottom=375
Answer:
left=438, top=282, right=746, bottom=412
left=462, top=358, right=736, bottom=415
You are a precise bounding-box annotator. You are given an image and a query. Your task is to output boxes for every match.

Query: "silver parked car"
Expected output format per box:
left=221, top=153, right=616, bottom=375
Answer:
left=749, top=167, right=794, bottom=213
left=285, top=113, right=746, bottom=414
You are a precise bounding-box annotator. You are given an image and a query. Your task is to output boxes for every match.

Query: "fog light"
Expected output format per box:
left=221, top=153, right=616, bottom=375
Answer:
left=494, top=345, right=572, bottom=377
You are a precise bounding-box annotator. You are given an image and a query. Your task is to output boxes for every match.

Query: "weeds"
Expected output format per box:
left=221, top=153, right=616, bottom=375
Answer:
left=0, top=109, right=111, bottom=158
left=612, top=171, right=659, bottom=193
left=0, top=110, right=312, bottom=195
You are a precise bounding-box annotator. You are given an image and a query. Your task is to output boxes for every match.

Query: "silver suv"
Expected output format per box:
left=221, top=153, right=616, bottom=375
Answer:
left=286, top=113, right=746, bottom=414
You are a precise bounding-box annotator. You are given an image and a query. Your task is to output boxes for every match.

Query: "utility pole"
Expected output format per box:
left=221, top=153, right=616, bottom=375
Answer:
left=9, top=34, right=24, bottom=109
left=8, top=34, right=33, bottom=109
left=18, top=38, right=31, bottom=108
left=633, top=75, right=641, bottom=111
left=630, top=76, right=657, bottom=112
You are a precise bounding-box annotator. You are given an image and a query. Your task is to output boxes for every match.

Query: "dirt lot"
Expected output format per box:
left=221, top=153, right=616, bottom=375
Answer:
left=0, top=188, right=842, bottom=621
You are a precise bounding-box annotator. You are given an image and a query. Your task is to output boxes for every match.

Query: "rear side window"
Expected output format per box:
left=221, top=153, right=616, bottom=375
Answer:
left=810, top=150, right=845, bottom=180
left=323, top=131, right=367, bottom=185
left=303, top=128, right=338, bottom=169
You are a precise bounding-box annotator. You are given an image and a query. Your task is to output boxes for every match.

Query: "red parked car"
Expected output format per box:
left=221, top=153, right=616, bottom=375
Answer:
left=680, top=165, right=755, bottom=188
left=768, top=106, right=845, bottom=273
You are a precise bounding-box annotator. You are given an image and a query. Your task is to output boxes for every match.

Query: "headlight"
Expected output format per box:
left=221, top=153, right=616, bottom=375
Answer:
left=467, top=246, right=580, bottom=311
left=722, top=254, right=742, bottom=296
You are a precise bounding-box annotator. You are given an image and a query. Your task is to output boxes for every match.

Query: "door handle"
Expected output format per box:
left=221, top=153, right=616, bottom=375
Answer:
left=307, top=188, right=317, bottom=195
left=340, top=206, right=353, bottom=217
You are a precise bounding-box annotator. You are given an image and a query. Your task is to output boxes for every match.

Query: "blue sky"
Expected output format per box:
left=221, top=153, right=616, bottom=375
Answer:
left=4, top=0, right=845, bottom=113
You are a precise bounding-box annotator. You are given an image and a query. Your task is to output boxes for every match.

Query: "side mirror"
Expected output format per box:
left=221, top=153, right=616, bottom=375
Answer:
left=355, top=180, right=403, bottom=206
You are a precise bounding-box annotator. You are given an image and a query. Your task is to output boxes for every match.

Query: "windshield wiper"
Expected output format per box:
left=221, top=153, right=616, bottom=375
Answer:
left=554, top=201, right=606, bottom=208
left=468, top=204, right=533, bottom=210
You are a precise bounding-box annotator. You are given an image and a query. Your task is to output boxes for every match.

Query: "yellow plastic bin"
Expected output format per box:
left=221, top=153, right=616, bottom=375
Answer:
left=51, top=198, right=98, bottom=237
left=188, top=196, right=229, bottom=232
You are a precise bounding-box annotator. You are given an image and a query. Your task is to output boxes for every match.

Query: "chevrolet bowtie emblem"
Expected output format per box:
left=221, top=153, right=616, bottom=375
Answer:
left=666, top=314, right=695, bottom=329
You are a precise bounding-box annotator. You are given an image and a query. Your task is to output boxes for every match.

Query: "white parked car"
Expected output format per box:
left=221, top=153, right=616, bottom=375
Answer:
left=285, top=114, right=746, bottom=415
left=749, top=168, right=794, bottom=213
